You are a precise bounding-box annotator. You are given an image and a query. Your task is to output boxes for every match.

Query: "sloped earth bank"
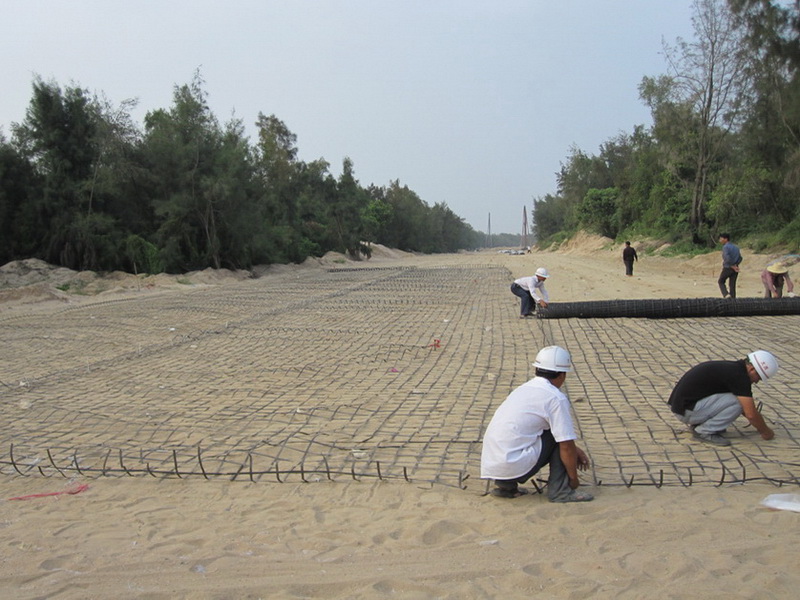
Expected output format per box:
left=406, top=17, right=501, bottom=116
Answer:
left=0, top=237, right=784, bottom=308
left=1, top=238, right=798, bottom=600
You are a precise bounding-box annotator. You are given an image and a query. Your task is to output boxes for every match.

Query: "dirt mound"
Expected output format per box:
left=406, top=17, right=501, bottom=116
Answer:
left=0, top=258, right=77, bottom=289
left=185, top=267, right=252, bottom=284
left=319, top=251, right=350, bottom=265
left=0, top=259, right=258, bottom=311
left=252, top=247, right=406, bottom=274
left=551, top=231, right=614, bottom=255
left=0, top=259, right=102, bottom=307
left=0, top=282, right=69, bottom=306
left=367, top=243, right=414, bottom=260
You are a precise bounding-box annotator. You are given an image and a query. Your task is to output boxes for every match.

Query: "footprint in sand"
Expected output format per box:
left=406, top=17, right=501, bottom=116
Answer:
left=420, top=519, right=471, bottom=545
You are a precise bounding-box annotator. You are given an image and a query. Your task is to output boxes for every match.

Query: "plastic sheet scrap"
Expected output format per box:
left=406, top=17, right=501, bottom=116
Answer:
left=760, top=493, right=800, bottom=513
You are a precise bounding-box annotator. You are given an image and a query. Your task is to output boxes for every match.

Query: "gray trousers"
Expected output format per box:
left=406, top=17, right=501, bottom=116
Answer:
left=676, top=392, right=742, bottom=435
left=495, top=430, right=573, bottom=501
left=541, top=444, right=573, bottom=501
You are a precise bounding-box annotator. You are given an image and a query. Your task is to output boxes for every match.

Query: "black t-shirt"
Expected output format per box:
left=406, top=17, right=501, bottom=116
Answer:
left=668, top=360, right=752, bottom=415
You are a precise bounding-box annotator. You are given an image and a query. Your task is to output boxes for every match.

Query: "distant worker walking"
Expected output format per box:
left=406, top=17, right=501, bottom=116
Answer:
left=622, top=241, right=638, bottom=276
left=510, top=267, right=549, bottom=318
left=761, top=261, right=795, bottom=298
left=717, top=233, right=742, bottom=298
left=667, top=350, right=778, bottom=446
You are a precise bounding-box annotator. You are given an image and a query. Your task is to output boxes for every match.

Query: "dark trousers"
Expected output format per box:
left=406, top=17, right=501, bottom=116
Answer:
left=624, top=259, right=634, bottom=276
left=493, top=430, right=573, bottom=501
left=718, top=267, right=738, bottom=298
left=765, top=280, right=784, bottom=298
left=510, top=283, right=534, bottom=316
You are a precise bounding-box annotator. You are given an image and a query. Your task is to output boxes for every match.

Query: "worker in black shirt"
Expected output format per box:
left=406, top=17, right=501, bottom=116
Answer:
left=667, top=350, right=778, bottom=446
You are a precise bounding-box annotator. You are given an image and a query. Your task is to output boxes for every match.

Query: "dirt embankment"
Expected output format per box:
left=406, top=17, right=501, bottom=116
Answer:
left=0, top=235, right=788, bottom=312
left=0, top=244, right=417, bottom=312
left=499, top=232, right=786, bottom=301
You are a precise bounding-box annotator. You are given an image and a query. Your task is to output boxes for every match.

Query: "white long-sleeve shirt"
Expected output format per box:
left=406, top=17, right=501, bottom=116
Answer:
left=481, top=376, right=576, bottom=480
left=513, top=276, right=549, bottom=303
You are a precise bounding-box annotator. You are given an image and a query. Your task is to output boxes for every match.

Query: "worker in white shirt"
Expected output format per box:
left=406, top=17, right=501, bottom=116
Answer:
left=481, top=345, right=593, bottom=501
left=510, top=267, right=549, bottom=319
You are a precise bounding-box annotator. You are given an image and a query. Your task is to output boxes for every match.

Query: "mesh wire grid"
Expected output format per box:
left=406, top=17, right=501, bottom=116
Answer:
left=0, top=264, right=798, bottom=489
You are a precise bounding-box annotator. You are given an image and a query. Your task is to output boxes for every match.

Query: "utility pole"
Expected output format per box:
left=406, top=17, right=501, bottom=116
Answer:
left=522, top=206, right=528, bottom=249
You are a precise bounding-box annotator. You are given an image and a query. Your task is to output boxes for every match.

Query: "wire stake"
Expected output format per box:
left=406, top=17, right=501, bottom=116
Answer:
left=173, top=450, right=182, bottom=479
left=102, top=449, right=112, bottom=476
left=197, top=446, right=208, bottom=480
left=119, top=449, right=132, bottom=476
left=9, top=444, right=23, bottom=476
left=47, top=449, right=67, bottom=478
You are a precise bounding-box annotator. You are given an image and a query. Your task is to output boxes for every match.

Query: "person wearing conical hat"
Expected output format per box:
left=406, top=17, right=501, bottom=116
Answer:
left=761, top=262, right=795, bottom=298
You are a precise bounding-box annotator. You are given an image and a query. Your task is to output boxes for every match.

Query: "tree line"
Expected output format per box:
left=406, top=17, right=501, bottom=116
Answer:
left=533, top=0, right=800, bottom=253
left=0, top=73, right=484, bottom=273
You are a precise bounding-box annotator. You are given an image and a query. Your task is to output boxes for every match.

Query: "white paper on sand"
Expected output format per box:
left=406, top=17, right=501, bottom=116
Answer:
left=760, top=493, right=800, bottom=513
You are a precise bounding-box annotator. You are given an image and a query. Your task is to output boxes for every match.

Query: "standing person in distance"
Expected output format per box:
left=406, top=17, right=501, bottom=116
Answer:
left=667, top=350, right=778, bottom=446
left=718, top=233, right=743, bottom=298
left=622, top=241, right=638, bottom=276
left=510, top=267, right=549, bottom=319
left=481, top=345, right=593, bottom=502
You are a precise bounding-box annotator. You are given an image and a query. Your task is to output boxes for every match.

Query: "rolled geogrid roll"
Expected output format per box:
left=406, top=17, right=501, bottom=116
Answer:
left=537, top=297, right=800, bottom=319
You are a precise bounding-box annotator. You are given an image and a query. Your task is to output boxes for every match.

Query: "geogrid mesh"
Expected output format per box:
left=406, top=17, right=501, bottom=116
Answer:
left=539, top=315, right=800, bottom=487
left=0, top=264, right=798, bottom=489
left=539, top=297, right=800, bottom=319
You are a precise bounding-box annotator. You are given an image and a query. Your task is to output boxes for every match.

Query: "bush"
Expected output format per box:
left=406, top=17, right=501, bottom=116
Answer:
left=775, top=217, right=800, bottom=250
left=124, top=234, right=164, bottom=274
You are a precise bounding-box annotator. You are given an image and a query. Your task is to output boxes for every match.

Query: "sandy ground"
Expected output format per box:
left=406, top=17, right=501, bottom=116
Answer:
left=1, top=237, right=799, bottom=599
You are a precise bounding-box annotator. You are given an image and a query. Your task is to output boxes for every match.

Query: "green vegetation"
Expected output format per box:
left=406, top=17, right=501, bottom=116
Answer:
left=55, top=280, right=88, bottom=294
left=4, top=2, right=795, bottom=267
left=533, top=0, right=800, bottom=254
left=0, top=72, right=483, bottom=273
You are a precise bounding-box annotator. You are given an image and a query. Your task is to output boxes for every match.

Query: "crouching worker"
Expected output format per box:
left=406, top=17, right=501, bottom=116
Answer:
left=667, top=350, right=778, bottom=447
left=480, top=345, right=593, bottom=502
left=510, top=267, right=549, bottom=318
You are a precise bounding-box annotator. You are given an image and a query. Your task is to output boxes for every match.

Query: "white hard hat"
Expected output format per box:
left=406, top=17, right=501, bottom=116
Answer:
left=748, top=350, right=779, bottom=382
left=533, top=345, right=572, bottom=372
left=535, top=267, right=550, bottom=279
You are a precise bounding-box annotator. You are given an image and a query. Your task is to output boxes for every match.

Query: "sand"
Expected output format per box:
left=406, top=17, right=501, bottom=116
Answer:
left=1, top=238, right=799, bottom=599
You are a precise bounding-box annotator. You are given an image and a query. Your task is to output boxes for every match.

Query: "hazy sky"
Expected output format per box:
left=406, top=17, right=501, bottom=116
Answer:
left=1, top=1, right=696, bottom=234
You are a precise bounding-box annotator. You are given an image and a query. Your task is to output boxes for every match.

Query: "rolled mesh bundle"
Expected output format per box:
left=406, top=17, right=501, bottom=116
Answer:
left=537, top=297, right=800, bottom=319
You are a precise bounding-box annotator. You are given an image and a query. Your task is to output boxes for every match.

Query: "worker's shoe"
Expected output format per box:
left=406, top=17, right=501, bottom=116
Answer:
left=693, top=431, right=731, bottom=446
left=551, top=489, right=594, bottom=503
left=490, top=487, right=529, bottom=499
